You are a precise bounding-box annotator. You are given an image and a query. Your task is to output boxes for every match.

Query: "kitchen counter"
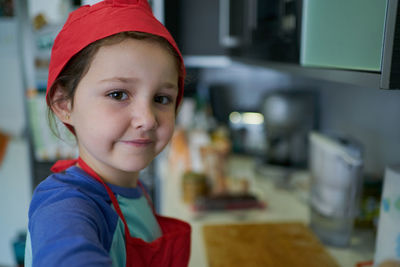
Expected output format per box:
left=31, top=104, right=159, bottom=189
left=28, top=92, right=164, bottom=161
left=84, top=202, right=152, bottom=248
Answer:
left=158, top=154, right=376, bottom=267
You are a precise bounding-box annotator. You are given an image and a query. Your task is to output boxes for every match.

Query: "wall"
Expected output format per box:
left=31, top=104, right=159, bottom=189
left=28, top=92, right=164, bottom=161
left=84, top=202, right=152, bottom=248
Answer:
left=28, top=0, right=69, bottom=24
left=0, top=17, right=32, bottom=266
left=0, top=140, right=31, bottom=266
left=198, top=62, right=400, bottom=176
left=294, top=76, right=400, bottom=175
left=198, top=62, right=293, bottom=112
left=0, top=19, right=26, bottom=136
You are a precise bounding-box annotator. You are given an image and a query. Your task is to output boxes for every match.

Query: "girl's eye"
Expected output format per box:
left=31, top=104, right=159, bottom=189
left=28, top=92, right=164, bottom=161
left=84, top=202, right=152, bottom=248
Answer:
left=107, top=91, right=128, bottom=101
left=154, top=95, right=173, bottom=105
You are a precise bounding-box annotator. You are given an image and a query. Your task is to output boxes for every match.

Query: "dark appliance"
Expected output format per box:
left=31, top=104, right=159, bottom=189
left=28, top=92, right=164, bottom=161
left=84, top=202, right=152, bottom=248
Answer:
left=261, top=90, right=317, bottom=167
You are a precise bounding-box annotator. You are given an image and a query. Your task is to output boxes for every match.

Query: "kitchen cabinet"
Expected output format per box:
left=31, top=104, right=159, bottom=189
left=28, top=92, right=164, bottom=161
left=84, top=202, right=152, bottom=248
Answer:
left=167, top=0, right=301, bottom=59
left=163, top=1, right=257, bottom=68
left=166, top=0, right=226, bottom=56
left=166, top=0, right=300, bottom=67
left=301, top=0, right=386, bottom=72
left=299, top=0, right=400, bottom=90
left=272, top=0, right=399, bottom=89
left=167, top=0, right=400, bottom=90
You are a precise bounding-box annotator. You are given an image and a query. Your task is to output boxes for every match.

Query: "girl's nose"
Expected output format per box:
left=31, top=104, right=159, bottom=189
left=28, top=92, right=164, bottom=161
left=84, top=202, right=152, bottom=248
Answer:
left=131, top=103, right=158, bottom=131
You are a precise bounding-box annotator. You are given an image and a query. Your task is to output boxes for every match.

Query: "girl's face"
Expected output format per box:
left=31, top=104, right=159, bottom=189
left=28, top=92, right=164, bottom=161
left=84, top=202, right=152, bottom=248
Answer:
left=64, top=39, right=179, bottom=187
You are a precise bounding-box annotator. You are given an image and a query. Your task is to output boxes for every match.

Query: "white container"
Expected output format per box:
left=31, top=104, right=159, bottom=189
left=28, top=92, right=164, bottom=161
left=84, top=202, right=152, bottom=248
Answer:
left=309, top=132, right=363, bottom=247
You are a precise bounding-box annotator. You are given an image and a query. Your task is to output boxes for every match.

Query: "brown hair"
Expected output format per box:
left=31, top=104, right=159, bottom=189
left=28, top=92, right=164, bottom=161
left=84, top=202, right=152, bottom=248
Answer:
left=48, top=31, right=182, bottom=138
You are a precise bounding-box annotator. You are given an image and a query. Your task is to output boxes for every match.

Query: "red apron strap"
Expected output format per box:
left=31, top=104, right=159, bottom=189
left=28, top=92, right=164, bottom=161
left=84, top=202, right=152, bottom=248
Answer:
left=50, top=159, right=79, bottom=172
left=76, top=158, right=132, bottom=240
left=137, top=181, right=156, bottom=214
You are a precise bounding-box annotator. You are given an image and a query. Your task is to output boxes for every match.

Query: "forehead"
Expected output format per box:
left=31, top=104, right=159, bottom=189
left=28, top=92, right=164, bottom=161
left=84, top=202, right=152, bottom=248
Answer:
left=83, top=38, right=179, bottom=84
left=94, top=34, right=181, bottom=72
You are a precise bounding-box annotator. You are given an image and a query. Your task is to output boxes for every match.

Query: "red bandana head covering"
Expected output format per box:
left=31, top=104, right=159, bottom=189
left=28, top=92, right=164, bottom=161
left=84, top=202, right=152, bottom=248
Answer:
left=46, top=0, right=185, bottom=110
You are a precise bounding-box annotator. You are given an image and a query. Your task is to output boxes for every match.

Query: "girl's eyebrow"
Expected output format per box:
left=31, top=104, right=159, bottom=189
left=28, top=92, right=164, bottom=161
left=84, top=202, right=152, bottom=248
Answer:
left=99, top=77, right=139, bottom=83
left=161, top=82, right=179, bottom=91
left=99, top=77, right=178, bottom=91
left=101, top=77, right=178, bottom=90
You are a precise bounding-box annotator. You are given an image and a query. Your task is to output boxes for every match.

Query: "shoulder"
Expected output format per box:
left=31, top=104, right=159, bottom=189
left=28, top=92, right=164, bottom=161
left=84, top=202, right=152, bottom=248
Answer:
left=28, top=167, right=119, bottom=243
left=27, top=167, right=118, bottom=266
left=31, top=167, right=107, bottom=213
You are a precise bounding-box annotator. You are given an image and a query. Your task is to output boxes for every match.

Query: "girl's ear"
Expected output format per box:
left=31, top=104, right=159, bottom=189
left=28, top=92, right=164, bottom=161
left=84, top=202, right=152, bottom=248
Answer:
left=50, top=85, right=73, bottom=125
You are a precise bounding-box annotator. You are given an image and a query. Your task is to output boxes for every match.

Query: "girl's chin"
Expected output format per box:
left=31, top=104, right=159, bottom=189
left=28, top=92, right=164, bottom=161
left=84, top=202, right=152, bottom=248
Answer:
left=118, top=162, right=151, bottom=173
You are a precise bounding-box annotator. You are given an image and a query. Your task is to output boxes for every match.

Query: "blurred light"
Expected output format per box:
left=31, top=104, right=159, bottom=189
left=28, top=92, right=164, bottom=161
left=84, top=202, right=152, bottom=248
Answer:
left=229, top=112, right=264, bottom=125
left=242, top=112, right=264, bottom=125
left=229, top=112, right=242, bottom=124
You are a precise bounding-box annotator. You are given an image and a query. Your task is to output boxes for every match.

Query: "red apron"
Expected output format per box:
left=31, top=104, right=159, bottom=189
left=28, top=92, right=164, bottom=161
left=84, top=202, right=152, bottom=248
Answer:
left=51, top=158, right=191, bottom=267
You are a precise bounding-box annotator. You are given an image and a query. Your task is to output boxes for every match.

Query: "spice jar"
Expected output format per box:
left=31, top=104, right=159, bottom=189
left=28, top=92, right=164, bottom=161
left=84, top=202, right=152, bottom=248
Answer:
left=182, top=171, right=209, bottom=203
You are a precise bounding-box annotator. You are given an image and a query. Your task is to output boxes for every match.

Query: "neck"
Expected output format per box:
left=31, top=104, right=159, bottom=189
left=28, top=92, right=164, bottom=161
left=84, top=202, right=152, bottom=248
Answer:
left=77, top=156, right=140, bottom=188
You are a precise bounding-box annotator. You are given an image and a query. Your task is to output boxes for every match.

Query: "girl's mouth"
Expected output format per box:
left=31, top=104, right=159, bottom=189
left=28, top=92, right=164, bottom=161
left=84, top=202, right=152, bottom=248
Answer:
left=121, top=139, right=154, bottom=147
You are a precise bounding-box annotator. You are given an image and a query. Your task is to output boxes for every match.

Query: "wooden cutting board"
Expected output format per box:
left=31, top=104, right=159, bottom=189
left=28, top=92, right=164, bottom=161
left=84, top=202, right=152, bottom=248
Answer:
left=203, top=222, right=339, bottom=267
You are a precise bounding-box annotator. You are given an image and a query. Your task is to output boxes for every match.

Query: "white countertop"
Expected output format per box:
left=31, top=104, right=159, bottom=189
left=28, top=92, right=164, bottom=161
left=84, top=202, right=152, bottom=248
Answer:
left=158, top=154, right=376, bottom=267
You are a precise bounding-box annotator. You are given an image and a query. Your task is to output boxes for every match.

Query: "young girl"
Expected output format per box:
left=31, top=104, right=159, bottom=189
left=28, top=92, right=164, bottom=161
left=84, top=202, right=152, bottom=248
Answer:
left=25, top=0, right=191, bottom=266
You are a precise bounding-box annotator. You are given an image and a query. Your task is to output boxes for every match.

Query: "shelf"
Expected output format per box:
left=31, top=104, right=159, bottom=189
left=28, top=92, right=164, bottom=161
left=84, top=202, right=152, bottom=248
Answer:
left=183, top=55, right=233, bottom=68
left=182, top=55, right=383, bottom=89
left=233, top=57, right=382, bottom=89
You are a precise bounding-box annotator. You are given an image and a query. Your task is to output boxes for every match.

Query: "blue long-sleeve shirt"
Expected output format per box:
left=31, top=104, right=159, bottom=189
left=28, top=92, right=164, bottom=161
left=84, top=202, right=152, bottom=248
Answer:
left=25, top=166, right=162, bottom=267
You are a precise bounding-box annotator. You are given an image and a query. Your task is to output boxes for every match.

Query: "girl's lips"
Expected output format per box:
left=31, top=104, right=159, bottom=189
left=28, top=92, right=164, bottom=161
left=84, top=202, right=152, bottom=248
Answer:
left=121, top=139, right=154, bottom=146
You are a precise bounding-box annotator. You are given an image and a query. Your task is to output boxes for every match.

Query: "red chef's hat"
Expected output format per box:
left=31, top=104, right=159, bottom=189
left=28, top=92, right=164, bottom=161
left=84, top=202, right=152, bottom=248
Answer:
left=46, top=0, right=185, bottom=109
